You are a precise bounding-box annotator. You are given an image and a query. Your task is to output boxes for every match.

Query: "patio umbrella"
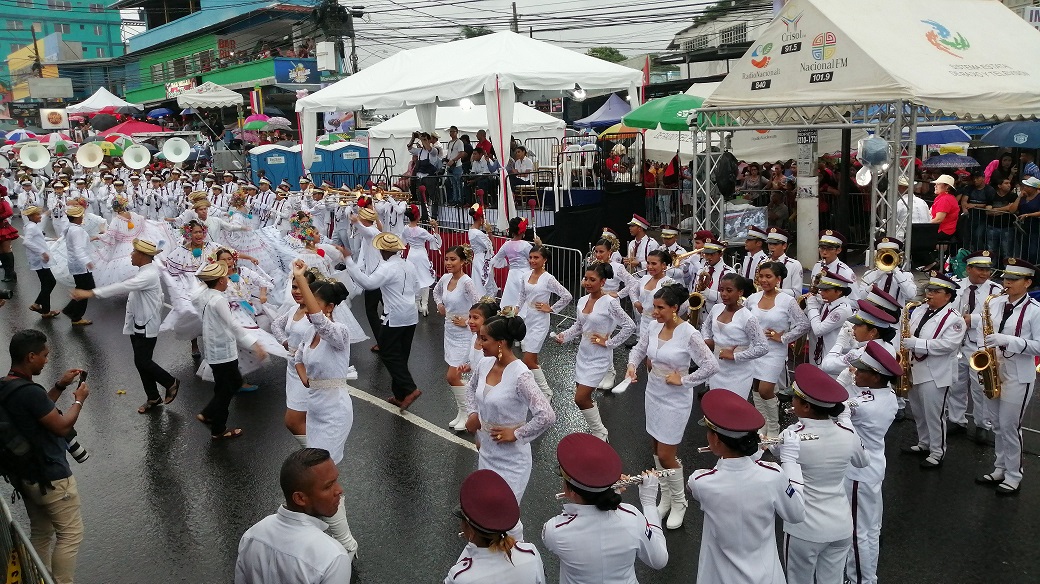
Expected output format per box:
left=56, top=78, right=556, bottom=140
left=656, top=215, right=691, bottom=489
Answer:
left=147, top=108, right=174, bottom=119
left=95, top=141, right=119, bottom=155
left=267, top=116, right=292, bottom=127
left=68, top=115, right=87, bottom=123
left=48, top=139, right=74, bottom=155
left=980, top=121, right=1040, bottom=149
left=180, top=108, right=196, bottom=116
left=318, top=134, right=345, bottom=145
left=90, top=114, right=119, bottom=131
left=922, top=153, right=980, bottom=168
left=244, top=114, right=269, bottom=123
left=623, top=94, right=706, bottom=132
left=105, top=135, right=134, bottom=153
left=264, top=121, right=293, bottom=131
left=7, top=129, right=37, bottom=142
left=38, top=132, right=72, bottom=144
left=115, top=105, right=141, bottom=115
left=910, top=125, right=972, bottom=145
left=243, top=120, right=268, bottom=130
left=597, top=122, right=641, bottom=138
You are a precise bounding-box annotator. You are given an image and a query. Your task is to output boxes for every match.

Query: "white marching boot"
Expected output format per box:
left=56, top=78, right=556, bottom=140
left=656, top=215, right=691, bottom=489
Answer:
left=580, top=405, right=609, bottom=442
left=531, top=368, right=553, bottom=401
left=752, top=392, right=769, bottom=436
left=665, top=464, right=687, bottom=530
left=598, top=366, right=616, bottom=390
left=322, top=495, right=359, bottom=554
left=419, top=288, right=430, bottom=317
left=763, top=396, right=780, bottom=438
left=293, top=435, right=308, bottom=448
left=653, top=455, right=671, bottom=519
left=449, top=386, right=469, bottom=431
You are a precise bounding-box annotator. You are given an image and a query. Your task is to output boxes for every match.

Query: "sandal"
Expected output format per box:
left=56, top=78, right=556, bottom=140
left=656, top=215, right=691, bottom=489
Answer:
left=138, top=398, right=163, bottom=414
left=41, top=311, right=60, bottom=319
left=29, top=304, right=43, bottom=313
left=196, top=413, right=213, bottom=426
left=211, top=428, right=244, bottom=440
left=164, top=380, right=180, bottom=405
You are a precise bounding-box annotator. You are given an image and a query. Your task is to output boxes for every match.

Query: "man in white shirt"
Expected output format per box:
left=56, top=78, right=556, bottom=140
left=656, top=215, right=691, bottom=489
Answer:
left=21, top=206, right=58, bottom=317
left=624, top=214, right=659, bottom=272
left=350, top=206, right=384, bottom=343
left=408, top=132, right=442, bottom=200
left=60, top=206, right=94, bottom=326
left=70, top=239, right=179, bottom=414
left=765, top=227, right=804, bottom=297
left=444, top=125, right=466, bottom=205
left=235, top=448, right=355, bottom=584
left=893, top=176, right=931, bottom=240
left=508, top=145, right=535, bottom=189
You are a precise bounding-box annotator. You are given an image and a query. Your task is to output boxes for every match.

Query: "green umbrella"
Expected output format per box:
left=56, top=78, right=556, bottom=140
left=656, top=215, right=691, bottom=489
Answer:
left=318, top=134, right=345, bottom=145
left=243, top=120, right=268, bottom=131
left=623, top=94, right=730, bottom=131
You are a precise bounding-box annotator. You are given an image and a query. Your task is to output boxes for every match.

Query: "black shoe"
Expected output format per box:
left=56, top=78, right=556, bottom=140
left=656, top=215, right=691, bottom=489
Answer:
left=948, top=422, right=967, bottom=436
left=901, top=444, right=929, bottom=456
left=995, top=483, right=1020, bottom=496
left=0, top=289, right=11, bottom=300
left=1, top=276, right=15, bottom=283
left=973, top=428, right=991, bottom=445
left=975, top=473, right=1004, bottom=486
left=920, top=457, right=943, bottom=469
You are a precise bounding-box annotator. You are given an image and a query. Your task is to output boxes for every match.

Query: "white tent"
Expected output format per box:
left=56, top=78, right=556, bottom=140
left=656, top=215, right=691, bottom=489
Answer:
left=368, top=103, right=566, bottom=174
left=176, top=82, right=244, bottom=109
left=67, top=87, right=141, bottom=114
left=297, top=31, right=642, bottom=228
left=704, top=0, right=1040, bottom=119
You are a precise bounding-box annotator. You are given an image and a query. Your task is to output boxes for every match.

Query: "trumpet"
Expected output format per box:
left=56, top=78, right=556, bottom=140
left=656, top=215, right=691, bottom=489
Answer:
left=797, top=264, right=825, bottom=309
left=554, top=468, right=677, bottom=499
left=671, top=249, right=701, bottom=267
left=875, top=248, right=902, bottom=272
left=697, top=433, right=820, bottom=453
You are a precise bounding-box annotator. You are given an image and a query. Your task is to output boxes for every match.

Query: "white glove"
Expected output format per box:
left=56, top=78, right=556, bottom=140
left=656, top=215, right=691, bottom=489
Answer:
left=806, top=295, right=822, bottom=309
left=985, top=333, right=1013, bottom=348
left=774, top=428, right=801, bottom=464
left=637, top=472, right=660, bottom=507
left=900, top=337, right=918, bottom=350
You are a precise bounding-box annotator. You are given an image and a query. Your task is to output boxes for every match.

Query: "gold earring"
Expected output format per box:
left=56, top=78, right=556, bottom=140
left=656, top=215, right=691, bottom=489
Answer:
left=673, top=311, right=680, bottom=323
left=497, top=345, right=504, bottom=360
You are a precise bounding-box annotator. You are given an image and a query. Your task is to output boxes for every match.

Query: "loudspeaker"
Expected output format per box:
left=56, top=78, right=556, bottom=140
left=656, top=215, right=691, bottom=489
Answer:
left=543, top=204, right=604, bottom=251
left=603, top=182, right=646, bottom=251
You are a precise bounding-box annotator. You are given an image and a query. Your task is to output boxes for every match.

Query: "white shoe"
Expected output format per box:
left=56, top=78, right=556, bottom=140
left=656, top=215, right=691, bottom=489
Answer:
left=345, top=366, right=358, bottom=381
left=653, top=456, right=671, bottom=519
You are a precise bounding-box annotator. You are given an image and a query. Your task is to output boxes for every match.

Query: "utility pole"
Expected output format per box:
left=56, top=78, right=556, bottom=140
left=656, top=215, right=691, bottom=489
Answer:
left=30, top=26, right=43, bottom=77
left=511, top=2, right=519, bottom=33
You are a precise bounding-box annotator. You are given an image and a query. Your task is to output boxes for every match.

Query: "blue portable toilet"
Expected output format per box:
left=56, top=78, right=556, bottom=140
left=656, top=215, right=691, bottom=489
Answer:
left=309, top=144, right=338, bottom=186
left=326, top=141, right=369, bottom=188
left=249, top=145, right=301, bottom=188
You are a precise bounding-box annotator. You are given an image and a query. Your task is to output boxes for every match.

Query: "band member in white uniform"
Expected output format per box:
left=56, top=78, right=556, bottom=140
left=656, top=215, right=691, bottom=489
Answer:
left=556, top=263, right=636, bottom=442
left=689, top=389, right=806, bottom=584
left=435, top=246, right=479, bottom=431
left=658, top=225, right=686, bottom=256
left=464, top=315, right=555, bottom=502
left=447, top=470, right=546, bottom=584
left=701, top=273, right=767, bottom=398
left=542, top=433, right=668, bottom=583
left=899, top=272, right=965, bottom=469
left=626, top=283, right=718, bottom=529
left=401, top=205, right=441, bottom=316
left=492, top=217, right=534, bottom=310
left=626, top=249, right=671, bottom=338
left=820, top=300, right=898, bottom=388
left=740, top=225, right=768, bottom=280
left=975, top=257, right=1040, bottom=496
left=952, top=251, right=1002, bottom=440
left=811, top=230, right=860, bottom=300
left=516, top=245, right=572, bottom=400
left=860, top=236, right=916, bottom=305
left=675, top=230, right=714, bottom=289
left=623, top=214, right=659, bottom=274
left=692, top=240, right=732, bottom=318
left=746, top=262, right=810, bottom=437
left=805, top=271, right=856, bottom=366
left=765, top=227, right=803, bottom=297
left=843, top=341, right=902, bottom=584
left=468, top=204, right=498, bottom=298
left=782, top=364, right=870, bottom=584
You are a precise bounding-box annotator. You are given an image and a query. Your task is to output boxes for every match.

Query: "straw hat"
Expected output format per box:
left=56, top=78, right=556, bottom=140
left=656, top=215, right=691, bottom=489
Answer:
left=65, top=206, right=85, bottom=218
left=188, top=191, right=209, bottom=201
left=196, top=261, right=228, bottom=281
left=193, top=199, right=212, bottom=210
left=21, top=206, right=42, bottom=216
left=358, top=207, right=377, bottom=222
left=132, top=239, right=159, bottom=256
left=373, top=232, right=405, bottom=252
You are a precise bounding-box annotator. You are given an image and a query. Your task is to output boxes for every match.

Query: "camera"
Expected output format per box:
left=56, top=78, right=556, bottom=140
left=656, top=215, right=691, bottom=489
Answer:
left=65, top=428, right=89, bottom=464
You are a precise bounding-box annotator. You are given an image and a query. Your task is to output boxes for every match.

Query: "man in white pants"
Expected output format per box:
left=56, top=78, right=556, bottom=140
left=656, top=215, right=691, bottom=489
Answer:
left=952, top=251, right=1002, bottom=441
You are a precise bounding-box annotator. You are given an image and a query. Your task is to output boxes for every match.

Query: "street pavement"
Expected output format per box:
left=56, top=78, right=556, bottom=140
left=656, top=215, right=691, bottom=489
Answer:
left=0, top=234, right=1039, bottom=584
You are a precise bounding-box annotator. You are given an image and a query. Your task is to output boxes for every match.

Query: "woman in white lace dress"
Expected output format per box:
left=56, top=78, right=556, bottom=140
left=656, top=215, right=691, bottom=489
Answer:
left=271, top=269, right=317, bottom=447
left=402, top=205, right=441, bottom=316
left=491, top=217, right=534, bottom=310
left=701, top=273, right=769, bottom=398
left=626, top=249, right=672, bottom=338
left=467, top=204, right=498, bottom=297
left=516, top=245, right=572, bottom=400
left=434, top=245, right=479, bottom=431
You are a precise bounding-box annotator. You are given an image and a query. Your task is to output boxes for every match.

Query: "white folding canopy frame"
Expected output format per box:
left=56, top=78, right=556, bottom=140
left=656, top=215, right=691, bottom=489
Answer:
left=296, top=31, right=642, bottom=229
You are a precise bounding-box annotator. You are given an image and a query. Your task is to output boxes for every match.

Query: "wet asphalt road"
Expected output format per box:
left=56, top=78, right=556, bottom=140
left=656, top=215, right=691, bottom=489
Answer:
left=1, top=229, right=1039, bottom=584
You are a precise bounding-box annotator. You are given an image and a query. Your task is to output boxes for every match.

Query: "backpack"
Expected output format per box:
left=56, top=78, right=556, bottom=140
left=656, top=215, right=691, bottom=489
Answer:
left=0, top=377, right=52, bottom=495
left=712, top=151, right=740, bottom=199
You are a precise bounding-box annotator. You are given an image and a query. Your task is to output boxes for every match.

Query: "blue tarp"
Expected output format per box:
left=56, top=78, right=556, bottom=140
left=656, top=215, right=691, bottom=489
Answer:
left=573, top=93, right=632, bottom=129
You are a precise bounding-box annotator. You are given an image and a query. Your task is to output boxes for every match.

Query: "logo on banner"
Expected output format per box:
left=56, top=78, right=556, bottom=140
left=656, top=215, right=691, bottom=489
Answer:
left=1014, top=133, right=1029, bottom=145
left=781, top=10, right=804, bottom=38
left=750, top=43, right=774, bottom=68
left=288, top=62, right=312, bottom=83
left=811, top=32, right=837, bottom=61
left=921, top=20, right=970, bottom=58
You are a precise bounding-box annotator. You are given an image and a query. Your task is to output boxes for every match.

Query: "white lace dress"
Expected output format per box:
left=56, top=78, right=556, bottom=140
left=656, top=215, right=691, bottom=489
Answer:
left=701, top=305, right=769, bottom=397
left=626, top=275, right=665, bottom=337
left=271, top=307, right=315, bottom=412
left=745, top=291, right=811, bottom=384
left=516, top=270, right=572, bottom=354
left=491, top=239, right=533, bottom=308
left=559, top=294, right=636, bottom=387
left=434, top=273, right=479, bottom=367
left=468, top=227, right=498, bottom=297
left=291, top=312, right=355, bottom=464
left=403, top=225, right=441, bottom=289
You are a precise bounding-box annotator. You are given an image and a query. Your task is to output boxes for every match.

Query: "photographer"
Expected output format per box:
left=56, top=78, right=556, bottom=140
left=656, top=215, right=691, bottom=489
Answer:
left=3, top=329, right=89, bottom=584
left=408, top=131, right=442, bottom=201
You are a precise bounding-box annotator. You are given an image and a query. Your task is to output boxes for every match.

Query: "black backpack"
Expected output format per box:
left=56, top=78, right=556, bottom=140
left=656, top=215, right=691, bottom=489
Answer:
left=0, top=377, right=51, bottom=496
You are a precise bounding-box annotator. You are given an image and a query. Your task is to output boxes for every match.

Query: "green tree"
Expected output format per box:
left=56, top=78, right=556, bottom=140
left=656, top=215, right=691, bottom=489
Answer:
left=460, top=25, right=494, bottom=39
left=586, top=47, right=627, bottom=63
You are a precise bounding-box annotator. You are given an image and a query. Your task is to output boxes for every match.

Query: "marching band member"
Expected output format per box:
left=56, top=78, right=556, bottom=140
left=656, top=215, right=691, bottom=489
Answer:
left=658, top=225, right=685, bottom=256
left=556, top=263, right=636, bottom=441
left=746, top=262, right=810, bottom=437
left=805, top=271, right=856, bottom=366
left=301, top=185, right=333, bottom=239
left=211, top=180, right=233, bottom=212
left=672, top=229, right=707, bottom=289
left=702, top=273, right=767, bottom=399
left=860, top=237, right=916, bottom=305
left=953, top=251, right=1002, bottom=441
left=627, top=249, right=671, bottom=338
left=147, top=176, right=167, bottom=220
left=516, top=245, right=572, bottom=400
left=623, top=214, right=658, bottom=273
left=252, top=179, right=278, bottom=228
left=402, top=205, right=441, bottom=316
left=270, top=184, right=295, bottom=234
left=447, top=470, right=546, bottom=584
left=21, top=206, right=59, bottom=318
left=69, top=177, right=90, bottom=204
left=864, top=283, right=901, bottom=320
left=739, top=225, right=768, bottom=280
left=189, top=170, right=205, bottom=192
left=626, top=282, right=718, bottom=529
left=811, top=230, right=859, bottom=300
left=766, top=227, right=803, bottom=297
left=435, top=246, right=480, bottom=431
left=694, top=240, right=732, bottom=317
left=464, top=315, right=555, bottom=503
left=45, top=180, right=70, bottom=238
left=689, top=389, right=806, bottom=584
left=843, top=341, right=902, bottom=584
left=820, top=300, right=898, bottom=388
left=126, top=175, right=148, bottom=218
left=542, top=433, right=668, bottom=582
left=17, top=178, right=40, bottom=211
left=782, top=364, right=869, bottom=584
left=976, top=258, right=1040, bottom=495
left=899, top=272, right=965, bottom=469
left=375, top=190, right=408, bottom=236
left=468, top=203, right=498, bottom=298
left=492, top=217, right=535, bottom=311
left=91, top=173, right=116, bottom=219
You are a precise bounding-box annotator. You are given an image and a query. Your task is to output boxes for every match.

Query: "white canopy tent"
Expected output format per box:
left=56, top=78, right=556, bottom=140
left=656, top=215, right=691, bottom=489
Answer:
left=67, top=87, right=141, bottom=114
left=297, top=31, right=642, bottom=228
left=175, top=82, right=244, bottom=109
left=368, top=103, right=566, bottom=174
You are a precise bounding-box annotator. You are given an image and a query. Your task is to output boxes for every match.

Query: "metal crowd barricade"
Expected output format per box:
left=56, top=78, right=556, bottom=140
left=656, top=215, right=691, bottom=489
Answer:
left=0, top=494, right=56, bottom=584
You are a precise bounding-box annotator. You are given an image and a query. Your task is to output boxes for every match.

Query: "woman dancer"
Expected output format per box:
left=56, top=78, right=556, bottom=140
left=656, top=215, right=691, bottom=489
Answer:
left=556, top=262, right=636, bottom=442
left=223, top=191, right=276, bottom=278
left=402, top=205, right=441, bottom=316
left=627, top=249, right=671, bottom=337
left=745, top=262, right=810, bottom=437
left=92, top=195, right=166, bottom=287
left=701, top=273, right=768, bottom=398
left=464, top=314, right=555, bottom=503
left=468, top=204, right=497, bottom=297
left=516, top=245, right=572, bottom=400
left=20, top=206, right=59, bottom=318
left=463, top=297, right=500, bottom=374
left=591, top=232, right=636, bottom=297
left=0, top=185, right=17, bottom=283
left=491, top=217, right=534, bottom=310
left=434, top=245, right=479, bottom=431
left=271, top=269, right=317, bottom=446
left=287, top=259, right=359, bottom=556
left=160, top=220, right=222, bottom=356
left=626, top=283, right=718, bottom=530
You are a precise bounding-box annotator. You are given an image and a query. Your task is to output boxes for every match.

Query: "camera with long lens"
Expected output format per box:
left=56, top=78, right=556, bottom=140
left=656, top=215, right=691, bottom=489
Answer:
left=65, top=428, right=89, bottom=464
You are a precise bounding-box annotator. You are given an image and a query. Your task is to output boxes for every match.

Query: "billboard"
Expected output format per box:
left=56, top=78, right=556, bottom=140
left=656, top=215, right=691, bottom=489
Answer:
left=28, top=78, right=74, bottom=99
left=39, top=108, right=69, bottom=130
left=274, top=59, right=320, bottom=84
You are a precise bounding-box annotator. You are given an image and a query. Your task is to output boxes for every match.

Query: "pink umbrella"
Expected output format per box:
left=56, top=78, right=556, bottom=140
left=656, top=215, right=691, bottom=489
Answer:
left=244, top=114, right=269, bottom=123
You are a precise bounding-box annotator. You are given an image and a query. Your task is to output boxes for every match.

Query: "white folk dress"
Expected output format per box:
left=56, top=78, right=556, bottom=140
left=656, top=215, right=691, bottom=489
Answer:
left=403, top=225, right=442, bottom=288
left=492, top=239, right=533, bottom=308
left=465, top=357, right=555, bottom=502
left=628, top=320, right=718, bottom=444
left=434, top=273, right=479, bottom=367
left=291, top=312, right=355, bottom=464
left=516, top=270, right=572, bottom=354
left=701, top=305, right=769, bottom=397
left=271, top=308, right=315, bottom=412
left=468, top=227, right=498, bottom=297
left=158, top=242, right=220, bottom=341
left=745, top=291, right=811, bottom=384
left=559, top=295, right=636, bottom=387
left=626, top=275, right=665, bottom=337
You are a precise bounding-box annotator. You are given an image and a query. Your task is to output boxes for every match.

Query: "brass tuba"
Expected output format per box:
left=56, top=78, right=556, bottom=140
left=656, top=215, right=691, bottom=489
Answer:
left=969, top=290, right=1006, bottom=400
left=875, top=248, right=901, bottom=272
left=895, top=301, right=922, bottom=398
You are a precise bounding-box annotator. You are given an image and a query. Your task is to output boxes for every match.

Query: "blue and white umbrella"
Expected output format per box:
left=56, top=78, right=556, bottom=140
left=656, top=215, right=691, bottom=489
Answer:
left=980, top=121, right=1040, bottom=149
left=922, top=153, right=980, bottom=168
left=908, top=125, right=972, bottom=145
left=147, top=108, right=175, bottom=119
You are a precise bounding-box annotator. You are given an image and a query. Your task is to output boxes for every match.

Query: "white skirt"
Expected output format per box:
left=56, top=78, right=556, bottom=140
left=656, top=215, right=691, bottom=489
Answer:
left=519, top=309, right=550, bottom=354
left=709, top=359, right=755, bottom=398
left=285, top=360, right=309, bottom=412
left=500, top=269, right=525, bottom=308
left=477, top=428, right=532, bottom=503
left=575, top=338, right=612, bottom=387
left=753, top=342, right=789, bottom=385
left=306, top=379, right=354, bottom=465
left=444, top=320, right=474, bottom=368
left=644, top=371, right=695, bottom=445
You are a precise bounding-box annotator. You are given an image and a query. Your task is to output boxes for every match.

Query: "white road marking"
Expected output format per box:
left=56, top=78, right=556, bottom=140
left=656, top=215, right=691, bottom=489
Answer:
left=348, top=386, right=477, bottom=452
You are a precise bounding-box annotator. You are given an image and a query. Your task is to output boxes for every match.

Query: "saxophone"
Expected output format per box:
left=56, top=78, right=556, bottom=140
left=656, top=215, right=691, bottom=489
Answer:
left=688, top=267, right=711, bottom=327
left=895, top=301, right=922, bottom=398
left=969, top=290, right=1006, bottom=400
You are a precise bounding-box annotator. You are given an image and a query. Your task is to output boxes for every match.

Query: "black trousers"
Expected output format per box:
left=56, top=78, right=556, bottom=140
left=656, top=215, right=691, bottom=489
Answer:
left=130, top=334, right=175, bottom=402
left=34, top=268, right=56, bottom=312
left=62, top=272, right=94, bottom=320
left=364, top=289, right=383, bottom=340
left=202, top=360, right=242, bottom=435
left=378, top=324, right=417, bottom=400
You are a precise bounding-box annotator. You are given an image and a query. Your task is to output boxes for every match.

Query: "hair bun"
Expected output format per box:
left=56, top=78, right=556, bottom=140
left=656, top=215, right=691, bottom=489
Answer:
left=508, top=317, right=527, bottom=343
